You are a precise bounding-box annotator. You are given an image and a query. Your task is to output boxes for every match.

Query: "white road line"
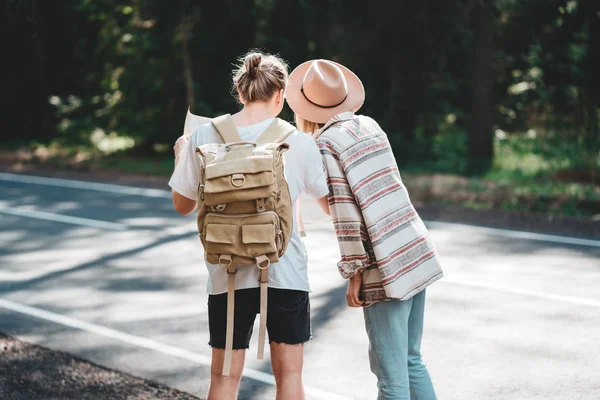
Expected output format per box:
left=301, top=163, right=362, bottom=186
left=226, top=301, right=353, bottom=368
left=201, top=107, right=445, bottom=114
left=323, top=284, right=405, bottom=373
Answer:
left=0, top=173, right=171, bottom=199
left=0, top=207, right=127, bottom=231
left=443, top=278, right=600, bottom=308
left=2, top=172, right=599, bottom=248
left=0, top=298, right=353, bottom=400
left=424, top=221, right=600, bottom=248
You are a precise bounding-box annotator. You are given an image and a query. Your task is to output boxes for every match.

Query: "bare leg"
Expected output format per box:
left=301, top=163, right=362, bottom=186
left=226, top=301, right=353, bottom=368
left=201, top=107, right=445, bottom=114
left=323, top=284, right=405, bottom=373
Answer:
left=270, top=342, right=305, bottom=400
left=207, top=348, right=246, bottom=400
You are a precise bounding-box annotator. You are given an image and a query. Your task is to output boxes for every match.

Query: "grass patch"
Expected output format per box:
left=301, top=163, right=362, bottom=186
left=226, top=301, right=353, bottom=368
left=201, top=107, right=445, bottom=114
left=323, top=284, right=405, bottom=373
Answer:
left=5, top=130, right=599, bottom=218
left=93, top=155, right=174, bottom=177
left=398, top=127, right=599, bottom=217
left=7, top=140, right=174, bottom=177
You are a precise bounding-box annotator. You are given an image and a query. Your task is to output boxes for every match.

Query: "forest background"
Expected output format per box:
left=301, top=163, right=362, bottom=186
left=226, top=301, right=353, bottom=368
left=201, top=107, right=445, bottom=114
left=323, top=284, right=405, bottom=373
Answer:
left=1, top=0, right=599, bottom=217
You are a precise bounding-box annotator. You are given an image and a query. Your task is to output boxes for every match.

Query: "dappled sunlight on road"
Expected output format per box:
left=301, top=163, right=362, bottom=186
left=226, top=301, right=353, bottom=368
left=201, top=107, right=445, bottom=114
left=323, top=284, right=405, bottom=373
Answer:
left=2, top=176, right=600, bottom=399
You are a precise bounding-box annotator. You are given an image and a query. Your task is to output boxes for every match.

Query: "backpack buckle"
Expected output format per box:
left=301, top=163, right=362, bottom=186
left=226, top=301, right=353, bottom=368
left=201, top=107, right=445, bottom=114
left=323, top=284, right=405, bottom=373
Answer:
left=219, top=254, right=233, bottom=269
left=212, top=204, right=227, bottom=212
left=255, top=255, right=270, bottom=270
left=231, top=174, right=246, bottom=187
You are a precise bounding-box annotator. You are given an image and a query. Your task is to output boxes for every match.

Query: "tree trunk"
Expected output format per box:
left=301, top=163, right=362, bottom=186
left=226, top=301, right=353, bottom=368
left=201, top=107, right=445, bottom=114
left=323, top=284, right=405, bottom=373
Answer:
left=31, top=0, right=50, bottom=139
left=421, top=0, right=433, bottom=142
left=388, top=36, right=423, bottom=148
left=386, top=2, right=428, bottom=153
left=583, top=0, right=600, bottom=183
left=388, top=55, right=418, bottom=146
left=179, top=0, right=195, bottom=107
left=467, top=0, right=495, bottom=174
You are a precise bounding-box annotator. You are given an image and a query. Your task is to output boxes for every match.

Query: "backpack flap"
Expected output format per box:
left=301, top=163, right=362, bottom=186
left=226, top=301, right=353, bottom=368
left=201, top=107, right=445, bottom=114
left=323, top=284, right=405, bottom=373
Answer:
left=203, top=155, right=277, bottom=206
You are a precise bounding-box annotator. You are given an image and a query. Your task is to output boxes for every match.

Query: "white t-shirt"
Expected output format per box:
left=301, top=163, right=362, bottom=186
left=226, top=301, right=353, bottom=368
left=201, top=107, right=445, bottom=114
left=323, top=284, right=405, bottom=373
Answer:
left=169, top=118, right=329, bottom=294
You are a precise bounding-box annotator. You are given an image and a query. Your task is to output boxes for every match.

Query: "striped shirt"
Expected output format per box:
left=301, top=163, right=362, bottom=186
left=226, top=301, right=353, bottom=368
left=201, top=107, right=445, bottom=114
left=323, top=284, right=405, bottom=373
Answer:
left=314, top=112, right=443, bottom=305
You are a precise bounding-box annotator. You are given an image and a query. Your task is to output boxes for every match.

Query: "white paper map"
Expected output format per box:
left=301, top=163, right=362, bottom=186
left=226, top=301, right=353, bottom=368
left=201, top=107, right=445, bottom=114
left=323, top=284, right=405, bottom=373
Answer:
left=183, top=107, right=211, bottom=136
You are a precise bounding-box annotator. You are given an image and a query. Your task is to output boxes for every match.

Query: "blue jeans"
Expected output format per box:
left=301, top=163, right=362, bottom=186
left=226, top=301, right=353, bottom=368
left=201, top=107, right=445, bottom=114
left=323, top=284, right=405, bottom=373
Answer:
left=363, top=290, right=437, bottom=400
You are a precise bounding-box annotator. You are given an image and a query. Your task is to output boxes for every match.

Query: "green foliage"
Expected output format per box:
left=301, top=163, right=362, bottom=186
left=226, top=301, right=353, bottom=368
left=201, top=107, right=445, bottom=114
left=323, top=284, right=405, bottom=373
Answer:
left=391, top=126, right=469, bottom=175
left=1, top=0, right=598, bottom=217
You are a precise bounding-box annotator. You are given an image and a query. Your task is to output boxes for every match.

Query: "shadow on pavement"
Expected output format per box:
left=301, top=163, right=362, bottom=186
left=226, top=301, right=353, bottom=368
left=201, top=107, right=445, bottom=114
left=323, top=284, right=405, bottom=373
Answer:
left=237, top=283, right=348, bottom=399
left=1, top=230, right=197, bottom=293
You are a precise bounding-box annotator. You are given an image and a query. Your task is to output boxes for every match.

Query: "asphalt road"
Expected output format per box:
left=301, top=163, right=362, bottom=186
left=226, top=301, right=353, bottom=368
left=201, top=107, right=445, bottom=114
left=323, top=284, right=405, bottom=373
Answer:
left=1, top=172, right=599, bottom=400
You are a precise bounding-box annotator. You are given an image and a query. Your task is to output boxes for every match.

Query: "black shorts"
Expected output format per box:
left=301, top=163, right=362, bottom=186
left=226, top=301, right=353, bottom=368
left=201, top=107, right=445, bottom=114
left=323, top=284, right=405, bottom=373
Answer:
left=208, top=288, right=311, bottom=349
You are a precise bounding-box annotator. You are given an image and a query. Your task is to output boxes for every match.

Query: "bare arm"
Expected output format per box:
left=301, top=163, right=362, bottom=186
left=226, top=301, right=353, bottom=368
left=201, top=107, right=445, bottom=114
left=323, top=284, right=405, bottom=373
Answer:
left=171, top=133, right=198, bottom=216
left=172, top=190, right=197, bottom=216
left=315, top=196, right=330, bottom=216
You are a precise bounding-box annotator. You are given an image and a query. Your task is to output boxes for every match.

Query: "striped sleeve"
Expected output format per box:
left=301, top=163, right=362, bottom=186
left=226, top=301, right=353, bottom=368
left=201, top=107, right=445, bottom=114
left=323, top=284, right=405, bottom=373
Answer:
left=317, top=135, right=371, bottom=279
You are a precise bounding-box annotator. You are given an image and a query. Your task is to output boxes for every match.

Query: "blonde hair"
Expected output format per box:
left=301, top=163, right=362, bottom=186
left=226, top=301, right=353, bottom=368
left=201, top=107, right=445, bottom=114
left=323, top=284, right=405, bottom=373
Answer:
left=232, top=51, right=288, bottom=104
left=295, top=114, right=324, bottom=135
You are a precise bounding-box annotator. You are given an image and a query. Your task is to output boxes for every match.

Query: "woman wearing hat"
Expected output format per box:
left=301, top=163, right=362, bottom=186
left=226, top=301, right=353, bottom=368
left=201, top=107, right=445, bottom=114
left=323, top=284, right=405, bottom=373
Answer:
left=287, top=59, right=443, bottom=400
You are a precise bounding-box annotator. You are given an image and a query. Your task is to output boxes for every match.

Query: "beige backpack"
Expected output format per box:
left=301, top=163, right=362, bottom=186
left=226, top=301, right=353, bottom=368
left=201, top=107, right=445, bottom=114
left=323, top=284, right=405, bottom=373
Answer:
left=195, top=114, right=295, bottom=375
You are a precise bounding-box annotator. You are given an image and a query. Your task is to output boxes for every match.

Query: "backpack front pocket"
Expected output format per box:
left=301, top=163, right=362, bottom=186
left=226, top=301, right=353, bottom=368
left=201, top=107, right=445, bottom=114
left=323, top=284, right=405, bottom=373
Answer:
left=204, top=223, right=238, bottom=254
left=203, top=212, right=280, bottom=263
left=242, top=224, right=277, bottom=256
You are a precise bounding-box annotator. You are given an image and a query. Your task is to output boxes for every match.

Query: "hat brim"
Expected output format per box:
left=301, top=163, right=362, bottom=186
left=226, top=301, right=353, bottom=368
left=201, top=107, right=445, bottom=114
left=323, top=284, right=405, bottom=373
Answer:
left=286, top=60, right=365, bottom=125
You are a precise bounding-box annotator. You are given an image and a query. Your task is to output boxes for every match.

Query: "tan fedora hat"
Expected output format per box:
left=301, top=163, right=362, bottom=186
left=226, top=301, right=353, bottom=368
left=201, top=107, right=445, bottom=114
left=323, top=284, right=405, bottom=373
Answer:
left=286, top=59, right=365, bottom=124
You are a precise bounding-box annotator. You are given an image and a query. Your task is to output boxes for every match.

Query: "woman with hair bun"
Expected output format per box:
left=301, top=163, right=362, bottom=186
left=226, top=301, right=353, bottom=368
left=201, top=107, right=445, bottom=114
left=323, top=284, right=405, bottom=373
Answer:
left=169, top=51, right=329, bottom=400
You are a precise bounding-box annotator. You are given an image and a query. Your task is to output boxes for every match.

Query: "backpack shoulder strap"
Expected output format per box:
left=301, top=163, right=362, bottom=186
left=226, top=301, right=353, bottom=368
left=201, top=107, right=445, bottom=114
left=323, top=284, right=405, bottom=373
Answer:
left=211, top=114, right=243, bottom=143
left=256, top=118, right=296, bottom=144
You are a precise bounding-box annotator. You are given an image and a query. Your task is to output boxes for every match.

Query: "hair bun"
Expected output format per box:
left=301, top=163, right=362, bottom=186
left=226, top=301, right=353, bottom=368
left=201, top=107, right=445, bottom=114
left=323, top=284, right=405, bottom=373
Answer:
left=244, top=53, right=262, bottom=79
left=232, top=50, right=288, bottom=104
